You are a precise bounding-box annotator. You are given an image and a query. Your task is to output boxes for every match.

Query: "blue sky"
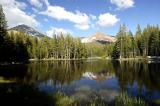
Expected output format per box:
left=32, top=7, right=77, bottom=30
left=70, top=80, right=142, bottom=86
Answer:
left=0, top=0, right=160, bottom=37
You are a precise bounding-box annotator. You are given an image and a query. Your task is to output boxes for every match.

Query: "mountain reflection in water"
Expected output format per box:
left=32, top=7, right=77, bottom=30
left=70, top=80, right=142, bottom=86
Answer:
left=0, top=60, right=160, bottom=105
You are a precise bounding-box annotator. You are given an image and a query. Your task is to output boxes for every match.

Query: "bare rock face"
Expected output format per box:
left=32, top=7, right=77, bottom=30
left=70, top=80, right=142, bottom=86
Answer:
left=9, top=24, right=45, bottom=38
left=81, top=32, right=116, bottom=44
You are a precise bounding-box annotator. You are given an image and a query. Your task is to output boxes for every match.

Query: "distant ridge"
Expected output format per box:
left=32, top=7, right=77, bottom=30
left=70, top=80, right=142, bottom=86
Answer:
left=81, top=32, right=116, bottom=44
left=9, top=24, right=45, bottom=38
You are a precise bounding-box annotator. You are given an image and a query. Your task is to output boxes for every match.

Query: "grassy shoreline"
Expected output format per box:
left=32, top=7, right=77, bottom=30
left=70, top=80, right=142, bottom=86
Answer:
left=29, top=57, right=147, bottom=61
left=1, top=56, right=159, bottom=65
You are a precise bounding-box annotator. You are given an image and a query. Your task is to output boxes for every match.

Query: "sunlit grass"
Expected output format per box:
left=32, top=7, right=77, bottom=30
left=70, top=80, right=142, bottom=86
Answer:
left=53, top=91, right=148, bottom=106
left=115, top=92, right=148, bottom=106
left=53, top=92, right=75, bottom=106
left=0, top=77, right=14, bottom=83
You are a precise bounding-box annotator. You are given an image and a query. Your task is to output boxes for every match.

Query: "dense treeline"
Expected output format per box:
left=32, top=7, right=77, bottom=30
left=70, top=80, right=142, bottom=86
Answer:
left=0, top=5, right=29, bottom=63
left=1, top=30, right=88, bottom=63
left=85, top=44, right=108, bottom=57
left=1, top=5, right=160, bottom=63
left=8, top=32, right=88, bottom=60
left=0, top=5, right=87, bottom=63
left=111, top=24, right=160, bottom=59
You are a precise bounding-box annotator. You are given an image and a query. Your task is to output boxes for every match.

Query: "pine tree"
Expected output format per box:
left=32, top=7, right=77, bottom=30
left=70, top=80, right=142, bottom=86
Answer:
left=148, top=26, right=159, bottom=56
left=135, top=25, right=145, bottom=56
left=143, top=26, right=150, bottom=56
left=0, top=5, right=9, bottom=62
left=0, top=5, right=7, bottom=44
left=116, top=24, right=126, bottom=58
left=111, top=42, right=120, bottom=59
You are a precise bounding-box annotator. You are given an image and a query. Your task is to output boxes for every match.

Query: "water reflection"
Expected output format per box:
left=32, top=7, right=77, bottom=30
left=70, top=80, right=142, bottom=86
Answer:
left=0, top=60, right=160, bottom=105
left=23, top=60, right=115, bottom=84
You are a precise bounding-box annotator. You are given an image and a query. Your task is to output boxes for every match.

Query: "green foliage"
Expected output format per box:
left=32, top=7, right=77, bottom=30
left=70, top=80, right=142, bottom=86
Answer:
left=1, top=5, right=160, bottom=62
left=105, top=44, right=114, bottom=57
left=135, top=25, right=144, bottom=56
left=0, top=5, right=88, bottom=63
left=148, top=26, right=160, bottom=56
left=86, top=44, right=107, bottom=58
left=53, top=92, right=75, bottom=106
left=49, top=34, right=87, bottom=59
left=0, top=5, right=8, bottom=62
left=53, top=92, right=106, bottom=106
left=7, top=32, right=88, bottom=60
left=111, top=24, right=160, bottom=59
left=53, top=92, right=148, bottom=106
left=0, top=5, right=29, bottom=63
left=112, top=42, right=120, bottom=59
left=115, top=92, right=148, bottom=106
left=0, top=5, right=7, bottom=44
left=111, top=24, right=127, bottom=59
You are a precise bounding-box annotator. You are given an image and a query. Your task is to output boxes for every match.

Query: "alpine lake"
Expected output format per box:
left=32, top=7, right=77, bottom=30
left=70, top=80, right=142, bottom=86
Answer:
left=0, top=60, right=160, bottom=106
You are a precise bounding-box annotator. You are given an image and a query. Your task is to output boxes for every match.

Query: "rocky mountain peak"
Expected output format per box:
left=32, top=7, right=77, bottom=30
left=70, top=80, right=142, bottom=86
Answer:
left=9, top=24, right=45, bottom=38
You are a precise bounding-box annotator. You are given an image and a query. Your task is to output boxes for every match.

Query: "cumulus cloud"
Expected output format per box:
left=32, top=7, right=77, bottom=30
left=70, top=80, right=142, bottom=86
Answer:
left=28, top=0, right=43, bottom=8
left=0, top=0, right=120, bottom=31
left=15, top=1, right=27, bottom=10
left=46, top=27, right=73, bottom=37
left=75, top=23, right=90, bottom=30
left=97, top=13, right=119, bottom=27
left=40, top=5, right=90, bottom=30
left=0, top=0, right=39, bottom=28
left=29, top=0, right=50, bottom=12
left=36, top=0, right=119, bottom=30
left=89, top=14, right=97, bottom=21
left=110, top=0, right=134, bottom=9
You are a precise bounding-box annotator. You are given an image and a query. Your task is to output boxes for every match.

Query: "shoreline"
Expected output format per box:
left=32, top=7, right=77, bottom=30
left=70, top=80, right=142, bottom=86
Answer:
left=114, top=57, right=147, bottom=61
left=1, top=57, right=160, bottom=65
left=29, top=58, right=87, bottom=61
left=29, top=57, right=155, bottom=61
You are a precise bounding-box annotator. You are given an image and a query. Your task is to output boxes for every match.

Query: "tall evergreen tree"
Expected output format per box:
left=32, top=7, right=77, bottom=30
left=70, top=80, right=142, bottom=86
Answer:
left=127, top=31, right=135, bottom=57
left=115, top=24, right=127, bottom=58
left=111, top=42, right=120, bottom=59
left=148, top=26, right=159, bottom=56
left=143, top=26, right=150, bottom=56
left=135, top=25, right=145, bottom=56
left=0, top=5, right=8, bottom=62
left=0, top=5, right=7, bottom=44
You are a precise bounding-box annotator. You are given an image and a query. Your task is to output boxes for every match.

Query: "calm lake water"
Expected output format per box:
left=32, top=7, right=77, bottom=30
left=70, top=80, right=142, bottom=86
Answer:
left=0, top=60, right=160, bottom=105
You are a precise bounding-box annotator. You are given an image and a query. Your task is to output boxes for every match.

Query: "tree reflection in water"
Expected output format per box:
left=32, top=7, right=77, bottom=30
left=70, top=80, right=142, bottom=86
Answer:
left=0, top=60, right=160, bottom=105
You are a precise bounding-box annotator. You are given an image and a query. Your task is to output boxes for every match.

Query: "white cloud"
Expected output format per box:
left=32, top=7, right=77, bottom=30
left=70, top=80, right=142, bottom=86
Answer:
left=28, top=0, right=43, bottom=8
left=29, top=0, right=49, bottom=9
left=0, top=0, right=39, bottom=27
left=97, top=13, right=119, bottom=27
left=46, top=27, right=73, bottom=37
left=110, top=0, right=134, bottom=9
left=89, top=14, right=97, bottom=21
left=40, top=5, right=90, bottom=30
left=75, top=23, right=89, bottom=30
left=15, top=1, right=27, bottom=10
